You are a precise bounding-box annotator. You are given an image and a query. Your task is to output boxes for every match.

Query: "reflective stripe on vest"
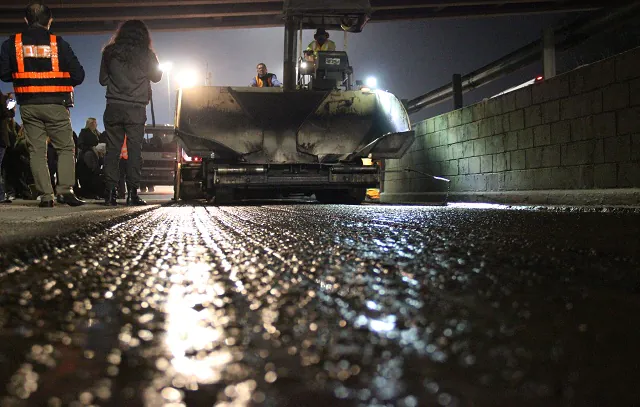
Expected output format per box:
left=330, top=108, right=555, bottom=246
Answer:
left=15, top=34, right=25, bottom=72
left=12, top=71, right=70, bottom=79
left=22, top=45, right=52, bottom=58
left=50, top=34, right=60, bottom=72
left=255, top=75, right=273, bottom=87
left=311, top=42, right=330, bottom=52
left=12, top=33, right=73, bottom=93
left=13, top=86, right=74, bottom=93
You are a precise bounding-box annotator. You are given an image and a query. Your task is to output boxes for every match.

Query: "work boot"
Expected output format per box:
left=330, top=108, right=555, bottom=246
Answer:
left=104, top=188, right=118, bottom=206
left=56, top=193, right=86, bottom=207
left=39, top=199, right=54, bottom=208
left=127, top=190, right=147, bottom=206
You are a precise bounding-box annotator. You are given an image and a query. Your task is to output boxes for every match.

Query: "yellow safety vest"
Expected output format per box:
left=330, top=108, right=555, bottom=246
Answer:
left=307, top=40, right=336, bottom=55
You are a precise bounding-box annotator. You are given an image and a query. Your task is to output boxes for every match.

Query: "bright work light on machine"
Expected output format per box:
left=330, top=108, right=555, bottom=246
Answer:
left=300, top=61, right=308, bottom=69
left=365, top=76, right=377, bottom=89
left=176, top=69, right=199, bottom=88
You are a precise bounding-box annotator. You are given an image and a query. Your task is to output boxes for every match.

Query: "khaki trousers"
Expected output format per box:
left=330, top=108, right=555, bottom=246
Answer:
left=21, top=104, right=75, bottom=201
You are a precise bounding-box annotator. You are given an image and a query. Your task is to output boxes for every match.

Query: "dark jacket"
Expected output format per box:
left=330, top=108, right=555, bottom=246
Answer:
left=0, top=26, right=85, bottom=106
left=99, top=47, right=162, bottom=107
left=0, top=94, right=15, bottom=147
left=0, top=120, right=9, bottom=148
left=77, top=127, right=100, bottom=151
left=3, top=118, right=18, bottom=148
left=0, top=101, right=7, bottom=148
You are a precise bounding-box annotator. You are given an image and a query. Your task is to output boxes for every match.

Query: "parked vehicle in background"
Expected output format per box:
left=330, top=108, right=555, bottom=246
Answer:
left=140, top=125, right=177, bottom=192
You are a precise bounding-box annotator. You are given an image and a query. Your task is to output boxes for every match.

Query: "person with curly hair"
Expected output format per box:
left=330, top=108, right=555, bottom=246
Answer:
left=100, top=19, right=162, bottom=206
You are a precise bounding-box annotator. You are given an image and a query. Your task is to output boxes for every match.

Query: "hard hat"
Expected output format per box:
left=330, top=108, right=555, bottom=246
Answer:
left=314, top=28, right=329, bottom=39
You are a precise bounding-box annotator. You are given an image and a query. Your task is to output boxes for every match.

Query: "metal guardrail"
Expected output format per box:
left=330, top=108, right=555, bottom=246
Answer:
left=405, top=3, right=640, bottom=114
left=385, top=168, right=450, bottom=183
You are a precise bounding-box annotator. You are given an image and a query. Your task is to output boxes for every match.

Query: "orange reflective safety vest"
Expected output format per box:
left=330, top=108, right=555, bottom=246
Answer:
left=120, top=135, right=128, bottom=160
left=255, top=74, right=274, bottom=87
left=11, top=33, right=74, bottom=94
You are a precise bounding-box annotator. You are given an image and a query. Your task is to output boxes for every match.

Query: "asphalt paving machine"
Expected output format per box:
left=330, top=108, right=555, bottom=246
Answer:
left=174, top=0, right=414, bottom=204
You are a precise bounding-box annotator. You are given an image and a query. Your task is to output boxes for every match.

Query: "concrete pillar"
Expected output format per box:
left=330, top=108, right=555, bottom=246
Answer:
left=283, top=17, right=297, bottom=91
left=452, top=74, right=463, bottom=110
left=543, top=27, right=556, bottom=79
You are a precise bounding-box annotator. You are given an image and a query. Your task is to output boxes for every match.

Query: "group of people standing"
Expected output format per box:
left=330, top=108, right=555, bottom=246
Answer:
left=0, top=93, right=24, bottom=203
left=0, top=2, right=162, bottom=207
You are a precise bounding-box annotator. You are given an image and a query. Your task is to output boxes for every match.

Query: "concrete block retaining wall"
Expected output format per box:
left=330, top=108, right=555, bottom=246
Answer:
left=383, top=47, right=640, bottom=205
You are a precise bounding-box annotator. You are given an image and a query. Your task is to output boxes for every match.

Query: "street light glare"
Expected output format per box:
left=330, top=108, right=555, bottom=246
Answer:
left=159, top=62, right=173, bottom=72
left=176, top=69, right=199, bottom=89
left=365, top=76, right=377, bottom=88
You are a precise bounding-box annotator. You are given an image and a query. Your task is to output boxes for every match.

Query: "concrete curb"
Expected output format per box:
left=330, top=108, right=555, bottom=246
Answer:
left=0, top=202, right=164, bottom=248
left=381, top=188, right=640, bottom=206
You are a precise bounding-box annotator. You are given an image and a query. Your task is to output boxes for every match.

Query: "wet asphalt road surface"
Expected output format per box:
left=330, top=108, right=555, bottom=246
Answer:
left=1, top=203, right=639, bottom=407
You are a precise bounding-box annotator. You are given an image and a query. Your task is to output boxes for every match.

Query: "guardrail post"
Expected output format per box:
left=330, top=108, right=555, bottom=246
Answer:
left=452, top=74, right=463, bottom=110
left=543, top=27, right=556, bottom=79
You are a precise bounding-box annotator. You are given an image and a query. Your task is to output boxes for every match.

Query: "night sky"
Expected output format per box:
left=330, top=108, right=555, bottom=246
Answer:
left=0, top=12, right=573, bottom=132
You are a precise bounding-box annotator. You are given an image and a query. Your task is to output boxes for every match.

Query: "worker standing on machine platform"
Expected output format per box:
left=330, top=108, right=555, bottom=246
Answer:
left=306, top=28, right=336, bottom=56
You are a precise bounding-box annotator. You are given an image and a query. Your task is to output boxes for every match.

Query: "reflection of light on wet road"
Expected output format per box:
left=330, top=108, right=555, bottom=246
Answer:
left=354, top=314, right=397, bottom=333
left=165, top=262, right=232, bottom=386
left=2, top=204, right=640, bottom=407
left=447, top=202, right=510, bottom=210
left=369, top=317, right=397, bottom=333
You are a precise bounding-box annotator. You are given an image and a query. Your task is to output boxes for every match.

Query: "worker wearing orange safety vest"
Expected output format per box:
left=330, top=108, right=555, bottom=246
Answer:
left=250, top=63, right=281, bottom=87
left=0, top=3, right=85, bottom=207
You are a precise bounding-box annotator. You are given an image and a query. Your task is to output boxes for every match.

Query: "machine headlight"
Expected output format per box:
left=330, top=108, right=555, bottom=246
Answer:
left=365, top=76, right=377, bottom=88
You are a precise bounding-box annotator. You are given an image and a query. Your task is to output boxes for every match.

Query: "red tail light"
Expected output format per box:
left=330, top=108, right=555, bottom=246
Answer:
left=181, top=151, right=202, bottom=162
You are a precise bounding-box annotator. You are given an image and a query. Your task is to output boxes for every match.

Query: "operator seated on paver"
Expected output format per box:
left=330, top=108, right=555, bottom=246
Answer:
left=306, top=28, right=336, bottom=57
left=249, top=63, right=281, bottom=87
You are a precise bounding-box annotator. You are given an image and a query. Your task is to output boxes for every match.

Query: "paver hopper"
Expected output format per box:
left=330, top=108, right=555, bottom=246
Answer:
left=173, top=0, right=415, bottom=204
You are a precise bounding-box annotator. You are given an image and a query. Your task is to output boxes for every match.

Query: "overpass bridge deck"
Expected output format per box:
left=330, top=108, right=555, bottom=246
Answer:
left=0, top=0, right=609, bottom=34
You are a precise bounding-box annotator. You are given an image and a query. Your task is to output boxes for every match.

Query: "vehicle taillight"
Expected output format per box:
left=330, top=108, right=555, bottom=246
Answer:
left=535, top=76, right=544, bottom=82
left=181, top=152, right=201, bottom=162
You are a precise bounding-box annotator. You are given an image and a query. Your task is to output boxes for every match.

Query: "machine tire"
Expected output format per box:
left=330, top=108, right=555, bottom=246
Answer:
left=173, top=163, right=181, bottom=201
left=344, top=187, right=367, bottom=205
left=207, top=187, right=236, bottom=206
left=315, top=188, right=366, bottom=205
left=179, top=183, right=200, bottom=201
